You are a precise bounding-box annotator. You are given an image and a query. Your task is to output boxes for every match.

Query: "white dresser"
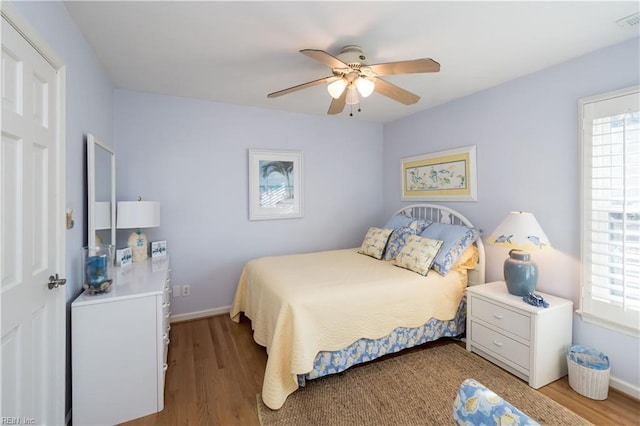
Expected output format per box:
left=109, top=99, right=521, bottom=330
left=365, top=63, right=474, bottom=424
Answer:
left=466, top=281, right=573, bottom=389
left=72, top=257, right=171, bottom=425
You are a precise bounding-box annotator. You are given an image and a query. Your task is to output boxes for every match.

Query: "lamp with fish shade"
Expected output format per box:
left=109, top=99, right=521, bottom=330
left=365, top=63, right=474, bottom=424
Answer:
left=488, top=211, right=551, bottom=296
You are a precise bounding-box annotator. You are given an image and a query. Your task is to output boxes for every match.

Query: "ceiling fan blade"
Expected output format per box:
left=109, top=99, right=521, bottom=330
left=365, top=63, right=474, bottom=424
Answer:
left=300, top=49, right=348, bottom=69
left=327, top=89, right=347, bottom=115
left=267, top=76, right=339, bottom=98
left=367, top=58, right=440, bottom=76
left=373, top=78, right=420, bottom=105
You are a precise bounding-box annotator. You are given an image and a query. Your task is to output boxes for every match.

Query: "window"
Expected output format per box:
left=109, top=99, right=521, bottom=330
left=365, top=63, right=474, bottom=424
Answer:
left=580, top=86, right=640, bottom=337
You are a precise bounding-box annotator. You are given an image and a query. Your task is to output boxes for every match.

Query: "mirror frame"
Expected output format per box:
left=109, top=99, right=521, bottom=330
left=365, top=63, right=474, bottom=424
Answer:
left=87, top=133, right=116, bottom=248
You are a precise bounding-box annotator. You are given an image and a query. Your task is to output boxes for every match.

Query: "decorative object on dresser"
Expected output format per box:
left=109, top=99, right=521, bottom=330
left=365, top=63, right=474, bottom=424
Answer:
left=117, top=197, right=161, bottom=261
left=72, top=257, right=171, bottom=425
left=151, top=240, right=167, bottom=257
left=81, top=244, right=114, bottom=294
left=115, top=247, right=133, bottom=267
left=466, top=281, right=573, bottom=389
left=487, top=211, right=550, bottom=296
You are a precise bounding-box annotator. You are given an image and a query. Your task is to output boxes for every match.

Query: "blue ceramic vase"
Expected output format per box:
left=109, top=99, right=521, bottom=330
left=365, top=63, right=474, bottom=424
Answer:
left=504, top=249, right=537, bottom=296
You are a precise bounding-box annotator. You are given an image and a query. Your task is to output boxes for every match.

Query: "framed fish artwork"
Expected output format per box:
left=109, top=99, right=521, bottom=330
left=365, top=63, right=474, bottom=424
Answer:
left=401, top=145, right=477, bottom=202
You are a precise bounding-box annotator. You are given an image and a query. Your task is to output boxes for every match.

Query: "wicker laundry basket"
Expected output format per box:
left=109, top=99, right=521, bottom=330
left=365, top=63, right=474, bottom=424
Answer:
left=567, top=345, right=610, bottom=400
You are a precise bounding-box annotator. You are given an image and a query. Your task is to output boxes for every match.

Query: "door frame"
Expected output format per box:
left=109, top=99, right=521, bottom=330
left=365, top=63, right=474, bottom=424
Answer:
left=1, top=2, right=67, bottom=423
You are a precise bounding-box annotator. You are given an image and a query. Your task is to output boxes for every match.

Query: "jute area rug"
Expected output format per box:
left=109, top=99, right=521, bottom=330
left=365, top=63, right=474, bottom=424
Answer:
left=257, top=342, right=589, bottom=426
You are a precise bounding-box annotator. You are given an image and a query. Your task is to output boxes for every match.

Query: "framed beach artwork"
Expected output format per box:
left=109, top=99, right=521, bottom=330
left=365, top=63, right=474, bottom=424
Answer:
left=401, top=145, right=477, bottom=201
left=248, top=149, right=304, bottom=220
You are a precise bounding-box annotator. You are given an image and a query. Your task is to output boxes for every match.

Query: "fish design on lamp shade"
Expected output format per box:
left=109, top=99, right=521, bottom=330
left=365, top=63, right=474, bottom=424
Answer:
left=494, top=234, right=513, bottom=244
left=527, top=235, right=547, bottom=248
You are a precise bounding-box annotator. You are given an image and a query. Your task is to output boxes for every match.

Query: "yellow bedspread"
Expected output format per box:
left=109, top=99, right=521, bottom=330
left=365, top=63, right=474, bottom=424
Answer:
left=229, top=248, right=467, bottom=410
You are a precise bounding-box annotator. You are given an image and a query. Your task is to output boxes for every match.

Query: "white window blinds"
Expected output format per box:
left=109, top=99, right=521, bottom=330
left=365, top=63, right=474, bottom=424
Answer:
left=580, top=86, right=640, bottom=336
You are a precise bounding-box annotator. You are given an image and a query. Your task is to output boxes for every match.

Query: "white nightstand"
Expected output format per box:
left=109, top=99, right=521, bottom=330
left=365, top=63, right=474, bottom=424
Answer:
left=466, top=281, right=573, bottom=389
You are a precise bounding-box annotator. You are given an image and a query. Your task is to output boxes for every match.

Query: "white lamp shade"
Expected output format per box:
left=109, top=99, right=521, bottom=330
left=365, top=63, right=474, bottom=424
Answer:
left=117, top=201, right=160, bottom=229
left=94, top=201, right=112, bottom=230
left=327, top=79, right=347, bottom=99
left=488, top=211, right=550, bottom=251
left=355, top=77, right=375, bottom=97
left=345, top=86, right=360, bottom=105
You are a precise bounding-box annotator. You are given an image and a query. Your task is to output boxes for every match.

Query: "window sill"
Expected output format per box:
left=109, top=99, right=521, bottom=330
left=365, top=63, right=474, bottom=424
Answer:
left=576, top=310, right=640, bottom=339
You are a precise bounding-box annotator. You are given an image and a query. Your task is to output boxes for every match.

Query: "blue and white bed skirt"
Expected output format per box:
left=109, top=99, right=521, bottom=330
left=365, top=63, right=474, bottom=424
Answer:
left=298, top=296, right=466, bottom=386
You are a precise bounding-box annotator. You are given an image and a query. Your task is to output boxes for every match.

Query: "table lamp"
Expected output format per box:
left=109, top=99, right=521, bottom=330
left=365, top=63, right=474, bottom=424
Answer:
left=116, top=198, right=160, bottom=262
left=488, top=211, right=550, bottom=296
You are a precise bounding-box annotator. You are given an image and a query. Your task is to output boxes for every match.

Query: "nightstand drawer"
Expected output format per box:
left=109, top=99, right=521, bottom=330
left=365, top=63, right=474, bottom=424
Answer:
left=471, top=297, right=530, bottom=340
left=471, top=322, right=530, bottom=370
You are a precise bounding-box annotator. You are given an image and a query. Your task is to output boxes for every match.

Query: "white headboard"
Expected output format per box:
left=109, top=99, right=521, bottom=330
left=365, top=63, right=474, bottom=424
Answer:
left=391, top=203, right=486, bottom=286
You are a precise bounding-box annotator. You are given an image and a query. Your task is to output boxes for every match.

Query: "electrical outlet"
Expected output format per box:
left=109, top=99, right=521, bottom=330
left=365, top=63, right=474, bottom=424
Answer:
left=182, top=285, right=190, bottom=296
left=172, top=286, right=180, bottom=297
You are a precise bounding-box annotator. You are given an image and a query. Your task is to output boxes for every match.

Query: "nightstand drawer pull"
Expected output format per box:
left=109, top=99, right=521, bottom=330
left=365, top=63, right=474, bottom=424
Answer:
left=493, top=339, right=503, bottom=347
left=493, top=313, right=503, bottom=319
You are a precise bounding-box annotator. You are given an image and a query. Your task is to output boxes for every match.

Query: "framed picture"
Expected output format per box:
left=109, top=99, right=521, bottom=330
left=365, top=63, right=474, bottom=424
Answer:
left=151, top=240, right=167, bottom=257
left=115, top=247, right=132, bottom=267
left=249, top=149, right=303, bottom=220
left=401, top=145, right=477, bottom=202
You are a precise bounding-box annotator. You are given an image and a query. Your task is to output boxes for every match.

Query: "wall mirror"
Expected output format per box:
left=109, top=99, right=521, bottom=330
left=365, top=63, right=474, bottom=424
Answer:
left=87, top=133, right=115, bottom=247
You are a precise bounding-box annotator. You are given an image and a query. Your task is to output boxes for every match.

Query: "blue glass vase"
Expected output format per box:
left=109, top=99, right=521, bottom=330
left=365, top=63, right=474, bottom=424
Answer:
left=504, top=249, right=537, bottom=296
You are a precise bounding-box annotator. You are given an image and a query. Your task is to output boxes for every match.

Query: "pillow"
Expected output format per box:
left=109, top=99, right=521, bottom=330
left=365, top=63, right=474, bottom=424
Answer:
left=383, top=220, right=430, bottom=260
left=393, top=235, right=443, bottom=276
left=384, top=214, right=431, bottom=231
left=384, top=213, right=415, bottom=229
left=451, top=245, right=480, bottom=272
left=420, top=222, right=480, bottom=276
left=358, top=227, right=393, bottom=260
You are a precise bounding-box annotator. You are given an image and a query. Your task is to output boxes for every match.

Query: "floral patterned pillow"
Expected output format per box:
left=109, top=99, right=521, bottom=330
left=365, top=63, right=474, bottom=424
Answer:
left=384, top=219, right=432, bottom=260
left=358, top=227, right=393, bottom=260
left=392, top=235, right=443, bottom=276
left=453, top=379, right=538, bottom=426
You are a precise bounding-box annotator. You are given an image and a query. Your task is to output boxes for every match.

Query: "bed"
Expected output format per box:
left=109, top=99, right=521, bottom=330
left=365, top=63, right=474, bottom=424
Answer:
left=230, top=204, right=485, bottom=410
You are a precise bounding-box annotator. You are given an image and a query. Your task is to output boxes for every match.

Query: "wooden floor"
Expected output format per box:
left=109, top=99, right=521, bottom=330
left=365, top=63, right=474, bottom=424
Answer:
left=123, top=315, right=640, bottom=426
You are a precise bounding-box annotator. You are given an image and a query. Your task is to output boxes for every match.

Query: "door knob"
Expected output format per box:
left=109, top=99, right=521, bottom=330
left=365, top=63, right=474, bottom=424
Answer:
left=48, top=274, right=67, bottom=290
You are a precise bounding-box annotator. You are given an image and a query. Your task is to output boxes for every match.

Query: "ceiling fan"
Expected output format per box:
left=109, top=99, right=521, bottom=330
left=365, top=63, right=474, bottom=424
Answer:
left=267, top=45, right=440, bottom=116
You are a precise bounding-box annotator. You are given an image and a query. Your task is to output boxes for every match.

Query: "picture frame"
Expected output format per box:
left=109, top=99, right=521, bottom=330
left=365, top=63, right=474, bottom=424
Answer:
left=115, top=247, right=132, bottom=267
left=151, top=240, right=167, bottom=257
left=401, top=145, right=477, bottom=202
left=249, top=149, right=304, bottom=220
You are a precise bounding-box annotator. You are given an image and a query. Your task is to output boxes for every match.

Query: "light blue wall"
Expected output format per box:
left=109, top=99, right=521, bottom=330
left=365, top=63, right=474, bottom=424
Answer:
left=9, top=0, right=640, bottom=405
left=9, top=0, right=114, bottom=417
left=382, top=37, right=640, bottom=391
left=113, top=90, right=383, bottom=315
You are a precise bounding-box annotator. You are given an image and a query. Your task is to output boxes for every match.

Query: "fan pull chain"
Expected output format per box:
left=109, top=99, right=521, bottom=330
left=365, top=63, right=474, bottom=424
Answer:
left=349, top=103, right=362, bottom=117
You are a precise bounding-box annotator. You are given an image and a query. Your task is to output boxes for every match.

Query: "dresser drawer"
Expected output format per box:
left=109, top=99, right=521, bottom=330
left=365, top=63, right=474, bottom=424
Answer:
left=471, top=297, right=530, bottom=340
left=470, top=322, right=530, bottom=370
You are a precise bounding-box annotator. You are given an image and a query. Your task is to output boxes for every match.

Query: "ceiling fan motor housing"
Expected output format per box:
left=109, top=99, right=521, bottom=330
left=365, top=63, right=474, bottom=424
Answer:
left=337, top=45, right=369, bottom=66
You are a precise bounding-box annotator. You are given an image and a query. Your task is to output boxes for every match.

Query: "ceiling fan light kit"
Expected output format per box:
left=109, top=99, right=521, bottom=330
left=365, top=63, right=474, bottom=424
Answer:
left=327, top=79, right=347, bottom=98
left=355, top=77, right=375, bottom=97
left=345, top=87, right=360, bottom=105
left=267, top=45, right=440, bottom=116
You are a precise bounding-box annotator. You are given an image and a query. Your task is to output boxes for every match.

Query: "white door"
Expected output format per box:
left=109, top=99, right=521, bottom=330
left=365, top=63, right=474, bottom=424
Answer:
left=1, top=8, right=66, bottom=425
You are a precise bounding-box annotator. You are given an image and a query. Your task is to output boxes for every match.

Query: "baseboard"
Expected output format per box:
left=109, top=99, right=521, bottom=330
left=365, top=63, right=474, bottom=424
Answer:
left=610, top=375, right=640, bottom=400
left=170, top=306, right=230, bottom=323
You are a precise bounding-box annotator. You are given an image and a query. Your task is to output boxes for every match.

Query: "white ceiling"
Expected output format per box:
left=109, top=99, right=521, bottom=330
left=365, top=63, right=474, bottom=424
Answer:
left=64, top=1, right=639, bottom=123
